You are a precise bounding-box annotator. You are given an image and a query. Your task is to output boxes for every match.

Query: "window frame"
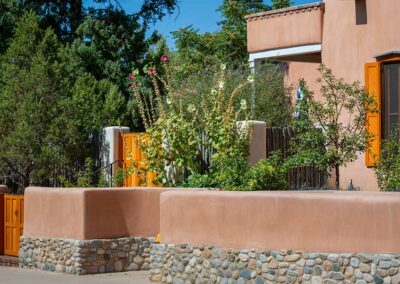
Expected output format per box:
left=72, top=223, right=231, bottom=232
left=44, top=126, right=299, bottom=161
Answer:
left=379, top=57, right=400, bottom=140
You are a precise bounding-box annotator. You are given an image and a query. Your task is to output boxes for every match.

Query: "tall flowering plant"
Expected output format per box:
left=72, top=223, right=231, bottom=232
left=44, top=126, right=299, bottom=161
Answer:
left=129, top=56, right=254, bottom=187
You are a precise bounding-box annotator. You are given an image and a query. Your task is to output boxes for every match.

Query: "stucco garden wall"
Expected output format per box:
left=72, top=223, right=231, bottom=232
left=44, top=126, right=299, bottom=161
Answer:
left=23, top=187, right=165, bottom=239
left=150, top=190, right=400, bottom=283
left=159, top=190, right=400, bottom=253
left=21, top=188, right=400, bottom=282
left=21, top=187, right=168, bottom=274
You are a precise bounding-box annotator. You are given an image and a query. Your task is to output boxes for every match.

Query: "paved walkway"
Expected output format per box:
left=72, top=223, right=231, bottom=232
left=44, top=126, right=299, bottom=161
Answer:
left=0, top=267, right=152, bottom=284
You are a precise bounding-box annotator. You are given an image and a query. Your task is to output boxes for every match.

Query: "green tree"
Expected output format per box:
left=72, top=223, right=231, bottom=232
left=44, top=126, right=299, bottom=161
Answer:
left=271, top=0, right=293, bottom=9
left=172, top=0, right=292, bottom=78
left=0, top=12, right=126, bottom=192
left=0, top=0, right=177, bottom=44
left=287, top=65, right=376, bottom=190
left=69, top=6, right=176, bottom=129
left=374, top=130, right=400, bottom=192
left=0, top=0, right=23, bottom=53
left=0, top=0, right=179, bottom=131
left=0, top=12, right=69, bottom=190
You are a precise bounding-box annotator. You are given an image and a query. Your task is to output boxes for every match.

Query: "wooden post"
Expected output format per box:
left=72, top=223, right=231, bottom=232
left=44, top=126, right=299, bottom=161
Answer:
left=0, top=194, right=4, bottom=255
left=0, top=185, right=8, bottom=255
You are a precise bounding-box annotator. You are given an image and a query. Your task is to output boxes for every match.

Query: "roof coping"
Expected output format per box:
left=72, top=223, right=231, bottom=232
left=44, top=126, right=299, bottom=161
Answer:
left=245, top=2, right=324, bottom=22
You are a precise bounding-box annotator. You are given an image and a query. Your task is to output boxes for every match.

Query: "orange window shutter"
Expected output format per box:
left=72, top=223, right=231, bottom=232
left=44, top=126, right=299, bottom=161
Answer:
left=365, top=62, right=381, bottom=167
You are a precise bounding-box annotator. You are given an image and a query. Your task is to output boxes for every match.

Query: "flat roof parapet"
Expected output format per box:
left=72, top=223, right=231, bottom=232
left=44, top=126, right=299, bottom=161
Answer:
left=245, top=2, right=324, bottom=22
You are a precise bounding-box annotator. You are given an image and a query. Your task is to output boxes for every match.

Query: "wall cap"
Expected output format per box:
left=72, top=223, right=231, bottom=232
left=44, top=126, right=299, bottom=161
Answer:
left=245, top=2, right=324, bottom=22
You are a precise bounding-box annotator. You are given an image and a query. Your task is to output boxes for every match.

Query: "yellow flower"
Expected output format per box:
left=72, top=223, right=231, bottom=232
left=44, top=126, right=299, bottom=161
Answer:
left=247, top=74, right=255, bottom=83
left=240, top=99, right=247, bottom=110
left=187, top=104, right=196, bottom=113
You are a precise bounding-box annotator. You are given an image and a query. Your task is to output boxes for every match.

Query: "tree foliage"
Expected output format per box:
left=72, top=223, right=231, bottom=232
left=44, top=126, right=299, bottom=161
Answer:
left=172, top=0, right=291, bottom=77
left=374, top=128, right=400, bottom=191
left=287, top=65, right=376, bottom=190
left=271, top=0, right=294, bottom=9
left=0, top=12, right=125, bottom=192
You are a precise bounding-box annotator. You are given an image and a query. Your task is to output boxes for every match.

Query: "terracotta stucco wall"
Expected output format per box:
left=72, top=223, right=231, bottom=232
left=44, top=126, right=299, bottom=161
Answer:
left=247, top=5, right=323, bottom=53
left=160, top=190, right=400, bottom=253
left=322, top=0, right=400, bottom=191
left=285, top=61, right=321, bottom=98
left=23, top=187, right=165, bottom=239
left=283, top=0, right=400, bottom=191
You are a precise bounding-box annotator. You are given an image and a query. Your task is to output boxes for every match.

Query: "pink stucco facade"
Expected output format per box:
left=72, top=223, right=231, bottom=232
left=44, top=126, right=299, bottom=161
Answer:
left=247, top=0, right=400, bottom=191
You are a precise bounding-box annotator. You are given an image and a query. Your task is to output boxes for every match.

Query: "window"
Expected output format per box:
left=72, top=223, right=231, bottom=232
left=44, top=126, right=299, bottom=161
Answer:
left=383, top=62, right=400, bottom=139
left=365, top=56, right=400, bottom=166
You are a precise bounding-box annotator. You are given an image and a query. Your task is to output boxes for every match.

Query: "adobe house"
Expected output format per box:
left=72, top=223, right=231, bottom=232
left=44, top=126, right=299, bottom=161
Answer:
left=246, top=0, right=400, bottom=191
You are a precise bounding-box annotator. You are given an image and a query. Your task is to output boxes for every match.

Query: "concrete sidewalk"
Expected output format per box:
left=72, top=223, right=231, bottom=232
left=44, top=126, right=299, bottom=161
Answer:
left=0, top=267, right=152, bottom=284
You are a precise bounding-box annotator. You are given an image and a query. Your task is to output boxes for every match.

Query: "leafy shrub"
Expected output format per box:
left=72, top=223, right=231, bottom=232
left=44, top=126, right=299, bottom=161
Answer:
left=129, top=55, right=292, bottom=190
left=185, top=154, right=287, bottom=191
left=169, top=63, right=292, bottom=127
left=374, top=130, right=400, bottom=191
left=246, top=153, right=287, bottom=191
left=130, top=58, right=252, bottom=187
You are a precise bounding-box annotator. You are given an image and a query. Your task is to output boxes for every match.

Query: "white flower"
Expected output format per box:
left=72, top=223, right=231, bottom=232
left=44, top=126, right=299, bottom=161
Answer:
left=166, top=98, right=172, bottom=105
left=219, top=81, right=225, bottom=89
left=211, top=89, right=217, bottom=95
left=220, top=63, right=226, bottom=70
left=247, top=74, right=255, bottom=83
left=240, top=99, right=247, bottom=110
left=187, top=104, right=196, bottom=113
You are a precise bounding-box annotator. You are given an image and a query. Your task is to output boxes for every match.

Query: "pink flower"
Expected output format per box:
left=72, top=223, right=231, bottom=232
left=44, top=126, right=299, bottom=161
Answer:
left=161, top=55, right=169, bottom=62
left=147, top=68, right=158, bottom=76
left=130, top=83, right=136, bottom=90
left=129, top=72, right=134, bottom=81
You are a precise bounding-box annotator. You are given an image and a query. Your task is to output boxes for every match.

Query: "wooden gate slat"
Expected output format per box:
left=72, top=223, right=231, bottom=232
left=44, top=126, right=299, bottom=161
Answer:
left=266, top=127, right=326, bottom=190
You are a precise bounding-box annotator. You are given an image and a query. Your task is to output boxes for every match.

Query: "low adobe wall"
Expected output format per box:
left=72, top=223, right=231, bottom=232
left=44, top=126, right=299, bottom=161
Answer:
left=160, top=190, right=400, bottom=253
left=21, top=186, right=214, bottom=275
left=21, top=187, right=167, bottom=274
left=24, top=187, right=166, bottom=239
left=151, top=191, right=400, bottom=283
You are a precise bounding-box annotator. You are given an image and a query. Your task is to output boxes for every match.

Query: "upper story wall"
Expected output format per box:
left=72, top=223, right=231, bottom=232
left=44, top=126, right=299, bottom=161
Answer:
left=246, top=3, right=324, bottom=53
left=322, top=0, right=400, bottom=83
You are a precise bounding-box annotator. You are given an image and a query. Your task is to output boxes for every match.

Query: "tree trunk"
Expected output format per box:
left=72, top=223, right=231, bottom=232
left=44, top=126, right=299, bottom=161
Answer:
left=335, top=164, right=340, bottom=190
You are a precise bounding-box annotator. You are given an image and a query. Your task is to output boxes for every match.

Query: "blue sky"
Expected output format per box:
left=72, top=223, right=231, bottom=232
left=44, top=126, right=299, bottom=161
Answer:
left=84, top=0, right=317, bottom=47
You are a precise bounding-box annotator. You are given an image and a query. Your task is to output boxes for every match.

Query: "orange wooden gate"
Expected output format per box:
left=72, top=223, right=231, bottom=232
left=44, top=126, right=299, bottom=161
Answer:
left=4, top=195, right=24, bottom=256
left=122, top=133, right=157, bottom=187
